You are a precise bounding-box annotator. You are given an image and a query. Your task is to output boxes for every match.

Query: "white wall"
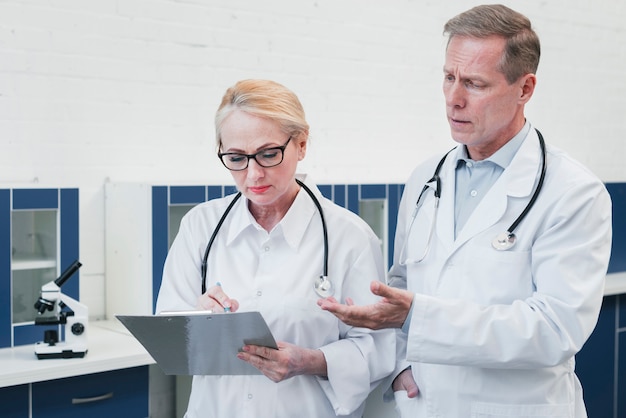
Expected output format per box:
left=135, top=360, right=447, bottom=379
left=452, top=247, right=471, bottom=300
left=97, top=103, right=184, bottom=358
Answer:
left=1, top=0, right=625, bottom=318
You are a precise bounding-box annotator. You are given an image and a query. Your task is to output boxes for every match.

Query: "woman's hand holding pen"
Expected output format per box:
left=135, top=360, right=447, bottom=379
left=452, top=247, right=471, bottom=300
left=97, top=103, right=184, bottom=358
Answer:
left=237, top=341, right=327, bottom=383
left=196, top=282, right=239, bottom=313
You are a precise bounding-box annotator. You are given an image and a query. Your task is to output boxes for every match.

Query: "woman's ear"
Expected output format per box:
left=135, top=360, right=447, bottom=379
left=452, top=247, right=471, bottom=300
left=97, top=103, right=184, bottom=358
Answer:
left=296, top=133, right=308, bottom=161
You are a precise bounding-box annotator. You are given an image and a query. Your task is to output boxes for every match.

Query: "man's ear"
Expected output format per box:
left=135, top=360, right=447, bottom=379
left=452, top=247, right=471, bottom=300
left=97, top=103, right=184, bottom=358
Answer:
left=519, top=73, right=537, bottom=104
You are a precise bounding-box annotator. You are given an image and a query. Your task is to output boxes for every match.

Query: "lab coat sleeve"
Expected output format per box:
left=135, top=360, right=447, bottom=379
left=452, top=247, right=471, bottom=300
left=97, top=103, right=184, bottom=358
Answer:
left=381, top=173, right=415, bottom=398
left=317, top=240, right=396, bottom=415
left=405, top=176, right=612, bottom=369
left=155, top=210, right=204, bottom=313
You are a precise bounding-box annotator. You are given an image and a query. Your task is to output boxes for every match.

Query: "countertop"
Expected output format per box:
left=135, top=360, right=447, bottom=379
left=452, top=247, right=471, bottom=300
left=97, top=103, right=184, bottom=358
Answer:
left=0, top=319, right=155, bottom=388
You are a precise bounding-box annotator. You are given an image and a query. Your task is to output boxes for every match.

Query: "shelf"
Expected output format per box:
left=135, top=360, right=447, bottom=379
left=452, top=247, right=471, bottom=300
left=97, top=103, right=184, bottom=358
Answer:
left=11, top=258, right=56, bottom=271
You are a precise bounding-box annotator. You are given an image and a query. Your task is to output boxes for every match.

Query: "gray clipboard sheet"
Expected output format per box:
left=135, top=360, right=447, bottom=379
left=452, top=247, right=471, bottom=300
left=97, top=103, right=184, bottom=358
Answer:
left=116, top=311, right=278, bottom=375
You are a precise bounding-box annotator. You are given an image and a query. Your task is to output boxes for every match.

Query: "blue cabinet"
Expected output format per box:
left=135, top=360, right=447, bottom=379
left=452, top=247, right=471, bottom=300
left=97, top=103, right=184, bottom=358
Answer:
left=0, top=366, right=149, bottom=418
left=576, top=294, right=626, bottom=418
left=32, top=366, right=149, bottom=418
left=0, top=188, right=79, bottom=348
left=0, top=384, right=29, bottom=417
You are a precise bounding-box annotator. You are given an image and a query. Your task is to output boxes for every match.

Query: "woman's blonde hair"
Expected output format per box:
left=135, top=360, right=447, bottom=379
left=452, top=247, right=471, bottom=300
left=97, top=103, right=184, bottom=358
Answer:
left=215, top=79, right=309, bottom=149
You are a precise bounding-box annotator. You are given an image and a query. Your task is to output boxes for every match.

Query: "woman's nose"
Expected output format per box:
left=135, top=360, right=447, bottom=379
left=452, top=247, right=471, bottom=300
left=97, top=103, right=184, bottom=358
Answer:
left=245, top=158, right=264, bottom=180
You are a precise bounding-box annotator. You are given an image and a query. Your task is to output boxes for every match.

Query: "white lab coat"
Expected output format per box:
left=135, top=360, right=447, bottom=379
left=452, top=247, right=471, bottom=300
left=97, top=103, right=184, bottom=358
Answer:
left=156, top=175, right=395, bottom=418
left=388, top=127, right=612, bottom=417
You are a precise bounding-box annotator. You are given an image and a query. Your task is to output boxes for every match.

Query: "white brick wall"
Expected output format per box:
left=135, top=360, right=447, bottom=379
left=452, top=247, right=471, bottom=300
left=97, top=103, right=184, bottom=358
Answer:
left=1, top=0, right=625, bottom=316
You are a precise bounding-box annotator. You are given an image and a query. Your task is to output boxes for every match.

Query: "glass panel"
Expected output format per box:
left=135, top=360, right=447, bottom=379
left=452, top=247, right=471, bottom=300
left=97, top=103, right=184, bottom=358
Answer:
left=11, top=209, right=58, bottom=324
left=11, top=210, right=57, bottom=265
left=12, top=267, right=57, bottom=324
left=359, top=199, right=387, bottom=260
left=169, top=205, right=196, bottom=249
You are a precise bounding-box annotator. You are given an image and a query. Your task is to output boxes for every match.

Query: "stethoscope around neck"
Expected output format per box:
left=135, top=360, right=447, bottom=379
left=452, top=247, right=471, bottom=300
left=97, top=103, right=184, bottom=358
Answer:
left=399, top=128, right=547, bottom=264
left=200, top=178, right=333, bottom=298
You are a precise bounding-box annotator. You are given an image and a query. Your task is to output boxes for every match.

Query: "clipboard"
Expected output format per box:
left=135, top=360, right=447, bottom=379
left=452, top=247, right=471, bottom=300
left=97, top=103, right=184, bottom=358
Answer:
left=116, top=311, right=278, bottom=375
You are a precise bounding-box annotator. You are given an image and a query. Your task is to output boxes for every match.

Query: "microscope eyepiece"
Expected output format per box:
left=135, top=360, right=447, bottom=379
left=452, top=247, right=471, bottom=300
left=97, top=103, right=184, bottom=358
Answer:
left=54, top=260, right=82, bottom=287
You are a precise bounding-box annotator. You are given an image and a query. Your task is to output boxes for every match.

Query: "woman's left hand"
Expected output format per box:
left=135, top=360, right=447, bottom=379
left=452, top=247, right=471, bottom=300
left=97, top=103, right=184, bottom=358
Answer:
left=237, top=341, right=327, bottom=382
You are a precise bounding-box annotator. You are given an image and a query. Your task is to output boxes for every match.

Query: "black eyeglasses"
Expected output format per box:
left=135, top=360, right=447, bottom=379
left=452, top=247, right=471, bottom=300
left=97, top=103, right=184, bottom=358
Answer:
left=218, top=136, right=292, bottom=171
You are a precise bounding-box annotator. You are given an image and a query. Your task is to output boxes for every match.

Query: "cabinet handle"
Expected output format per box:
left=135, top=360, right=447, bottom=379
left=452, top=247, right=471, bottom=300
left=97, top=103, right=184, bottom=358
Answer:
left=71, top=392, right=114, bottom=404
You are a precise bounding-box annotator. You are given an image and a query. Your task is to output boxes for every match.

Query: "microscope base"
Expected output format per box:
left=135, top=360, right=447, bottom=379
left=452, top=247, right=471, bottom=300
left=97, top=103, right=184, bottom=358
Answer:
left=35, top=342, right=88, bottom=360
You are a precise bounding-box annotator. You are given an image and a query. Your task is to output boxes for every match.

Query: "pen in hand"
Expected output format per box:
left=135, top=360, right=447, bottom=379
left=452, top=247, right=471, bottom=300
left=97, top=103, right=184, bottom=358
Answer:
left=216, top=282, right=231, bottom=312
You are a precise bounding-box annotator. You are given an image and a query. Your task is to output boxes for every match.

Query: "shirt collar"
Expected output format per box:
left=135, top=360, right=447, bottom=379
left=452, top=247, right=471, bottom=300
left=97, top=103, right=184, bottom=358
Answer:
left=225, top=175, right=319, bottom=250
left=455, top=121, right=531, bottom=169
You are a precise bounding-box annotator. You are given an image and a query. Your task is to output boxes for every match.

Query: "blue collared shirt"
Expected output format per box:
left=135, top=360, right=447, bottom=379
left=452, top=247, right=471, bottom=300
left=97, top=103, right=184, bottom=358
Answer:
left=453, top=122, right=530, bottom=238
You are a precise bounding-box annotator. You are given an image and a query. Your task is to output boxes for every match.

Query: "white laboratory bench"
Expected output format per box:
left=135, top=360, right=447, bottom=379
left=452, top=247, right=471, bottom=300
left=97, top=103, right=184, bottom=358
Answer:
left=0, top=319, right=154, bottom=388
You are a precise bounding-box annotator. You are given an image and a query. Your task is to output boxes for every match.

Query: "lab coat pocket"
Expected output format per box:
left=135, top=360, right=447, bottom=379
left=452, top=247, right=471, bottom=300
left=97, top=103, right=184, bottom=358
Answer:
left=470, top=401, right=571, bottom=417
left=393, top=391, right=422, bottom=418
left=461, top=245, right=532, bottom=304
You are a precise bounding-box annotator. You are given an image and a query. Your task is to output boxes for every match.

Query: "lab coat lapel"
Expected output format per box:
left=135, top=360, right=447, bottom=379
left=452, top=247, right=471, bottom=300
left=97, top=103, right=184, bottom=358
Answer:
left=452, top=130, right=541, bottom=250
left=435, top=149, right=459, bottom=254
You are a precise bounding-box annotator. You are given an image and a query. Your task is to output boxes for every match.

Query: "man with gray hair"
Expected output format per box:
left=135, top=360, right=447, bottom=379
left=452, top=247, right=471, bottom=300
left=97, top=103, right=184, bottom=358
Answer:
left=319, top=4, right=612, bottom=417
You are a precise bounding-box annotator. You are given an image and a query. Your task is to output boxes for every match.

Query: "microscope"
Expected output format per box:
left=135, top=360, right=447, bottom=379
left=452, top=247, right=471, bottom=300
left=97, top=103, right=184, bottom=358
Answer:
left=33, top=260, right=88, bottom=359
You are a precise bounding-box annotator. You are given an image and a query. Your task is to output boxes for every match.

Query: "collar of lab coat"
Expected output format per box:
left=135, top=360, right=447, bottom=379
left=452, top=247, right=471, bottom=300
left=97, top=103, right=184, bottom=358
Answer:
left=223, top=174, right=320, bottom=251
left=439, top=126, right=543, bottom=249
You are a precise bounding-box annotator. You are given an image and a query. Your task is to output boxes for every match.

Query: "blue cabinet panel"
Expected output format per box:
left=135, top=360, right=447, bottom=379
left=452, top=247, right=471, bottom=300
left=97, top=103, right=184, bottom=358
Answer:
left=60, top=189, right=79, bottom=300
left=318, top=184, right=332, bottom=201
left=387, top=184, right=403, bottom=268
left=14, top=323, right=57, bottom=346
left=0, top=384, right=29, bottom=418
left=361, top=184, right=386, bottom=199
left=0, top=189, right=10, bottom=347
left=332, top=184, right=345, bottom=207
left=152, top=187, right=169, bottom=313
left=347, top=184, right=359, bottom=214
left=576, top=295, right=616, bottom=418
left=32, top=366, right=149, bottom=418
left=606, top=182, right=626, bottom=273
left=170, top=186, right=206, bottom=204
left=12, top=189, right=58, bottom=210
left=224, top=185, right=238, bottom=196
left=207, top=185, right=222, bottom=201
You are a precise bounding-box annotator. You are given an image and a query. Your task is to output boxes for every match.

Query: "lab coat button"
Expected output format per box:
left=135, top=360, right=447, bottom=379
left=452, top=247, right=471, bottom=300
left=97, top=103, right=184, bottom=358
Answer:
left=247, top=394, right=253, bottom=399
left=470, top=189, right=478, bottom=197
left=256, top=290, right=262, bottom=296
left=264, top=246, right=270, bottom=252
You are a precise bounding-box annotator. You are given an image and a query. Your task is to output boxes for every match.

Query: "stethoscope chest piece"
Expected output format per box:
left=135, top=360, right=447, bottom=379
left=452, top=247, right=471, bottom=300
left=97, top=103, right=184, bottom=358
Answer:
left=492, top=231, right=517, bottom=251
left=314, top=276, right=334, bottom=297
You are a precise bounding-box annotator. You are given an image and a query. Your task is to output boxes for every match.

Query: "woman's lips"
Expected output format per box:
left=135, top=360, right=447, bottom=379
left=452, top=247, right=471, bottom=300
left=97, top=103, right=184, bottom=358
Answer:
left=249, top=185, right=271, bottom=194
